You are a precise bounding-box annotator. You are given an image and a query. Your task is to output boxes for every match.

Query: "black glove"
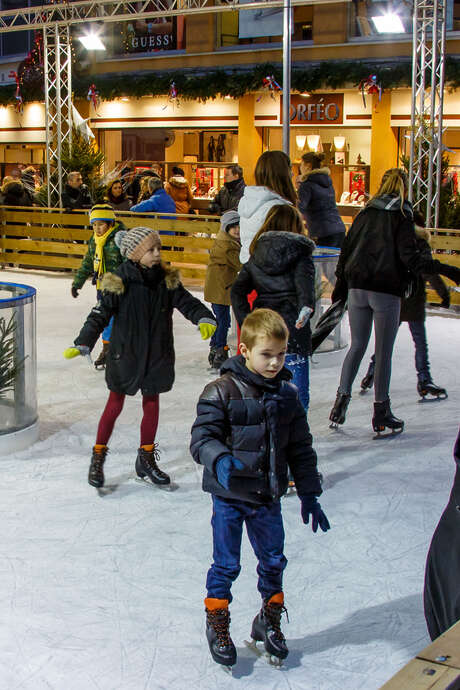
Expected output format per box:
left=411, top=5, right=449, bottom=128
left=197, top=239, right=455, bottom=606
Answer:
left=71, top=286, right=79, bottom=298
left=299, top=494, right=330, bottom=533
left=441, top=295, right=451, bottom=309
left=439, top=264, right=460, bottom=286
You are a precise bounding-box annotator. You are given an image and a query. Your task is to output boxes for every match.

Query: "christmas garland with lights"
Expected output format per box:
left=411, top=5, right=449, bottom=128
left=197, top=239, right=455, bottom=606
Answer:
left=3, top=57, right=460, bottom=106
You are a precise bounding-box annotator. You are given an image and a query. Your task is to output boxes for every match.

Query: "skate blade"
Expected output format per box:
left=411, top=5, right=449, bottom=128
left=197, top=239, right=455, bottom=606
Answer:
left=359, top=388, right=370, bottom=395
left=418, top=394, right=448, bottom=403
left=220, top=664, right=233, bottom=675
left=96, top=484, right=118, bottom=496
left=134, top=477, right=179, bottom=492
left=373, top=427, right=404, bottom=440
left=244, top=640, right=283, bottom=668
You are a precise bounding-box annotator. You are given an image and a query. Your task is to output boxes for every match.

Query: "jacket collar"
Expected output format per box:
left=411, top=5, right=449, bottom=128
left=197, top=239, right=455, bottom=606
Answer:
left=221, top=355, right=291, bottom=391
left=300, top=167, right=331, bottom=182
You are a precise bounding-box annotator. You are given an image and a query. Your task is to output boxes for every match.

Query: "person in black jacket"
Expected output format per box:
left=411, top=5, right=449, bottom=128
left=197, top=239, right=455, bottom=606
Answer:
left=209, top=164, right=246, bottom=215
left=61, top=171, right=93, bottom=210
left=64, top=226, right=216, bottom=489
left=190, top=308, right=328, bottom=670
left=298, top=152, right=346, bottom=249
left=360, top=211, right=451, bottom=400
left=329, top=168, right=460, bottom=435
left=424, top=427, right=460, bottom=640
left=231, top=204, right=316, bottom=412
left=0, top=179, right=33, bottom=207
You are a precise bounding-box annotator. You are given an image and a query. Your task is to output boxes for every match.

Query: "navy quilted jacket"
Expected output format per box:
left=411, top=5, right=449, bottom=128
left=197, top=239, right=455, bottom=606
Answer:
left=190, top=355, right=322, bottom=505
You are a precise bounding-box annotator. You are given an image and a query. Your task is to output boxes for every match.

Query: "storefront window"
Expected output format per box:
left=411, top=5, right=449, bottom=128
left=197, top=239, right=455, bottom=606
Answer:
left=0, top=0, right=42, bottom=58
left=349, top=0, right=454, bottom=38
left=218, top=5, right=312, bottom=48
left=108, top=15, right=185, bottom=56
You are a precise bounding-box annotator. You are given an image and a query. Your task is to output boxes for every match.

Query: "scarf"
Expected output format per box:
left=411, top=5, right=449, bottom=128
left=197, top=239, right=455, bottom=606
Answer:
left=93, top=226, right=114, bottom=288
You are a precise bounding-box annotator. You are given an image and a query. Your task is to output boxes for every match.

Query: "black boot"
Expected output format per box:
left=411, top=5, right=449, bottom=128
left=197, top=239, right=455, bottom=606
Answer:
left=250, top=593, right=289, bottom=662
left=208, top=346, right=217, bottom=367
left=329, top=391, right=351, bottom=427
left=417, top=379, right=448, bottom=400
left=372, top=400, right=404, bottom=435
left=94, top=342, right=109, bottom=370
left=212, top=346, right=229, bottom=370
left=135, top=444, right=170, bottom=485
left=205, top=600, right=237, bottom=668
left=361, top=357, right=375, bottom=391
left=88, top=445, right=108, bottom=488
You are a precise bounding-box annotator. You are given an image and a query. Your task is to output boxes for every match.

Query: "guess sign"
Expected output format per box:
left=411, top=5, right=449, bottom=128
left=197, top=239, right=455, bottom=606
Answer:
left=281, top=94, right=344, bottom=124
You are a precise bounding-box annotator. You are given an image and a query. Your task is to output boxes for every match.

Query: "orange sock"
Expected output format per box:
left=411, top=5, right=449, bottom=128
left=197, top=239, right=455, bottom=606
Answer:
left=205, top=597, right=229, bottom=610
left=268, top=592, right=284, bottom=605
left=141, top=444, right=154, bottom=452
left=94, top=444, right=107, bottom=452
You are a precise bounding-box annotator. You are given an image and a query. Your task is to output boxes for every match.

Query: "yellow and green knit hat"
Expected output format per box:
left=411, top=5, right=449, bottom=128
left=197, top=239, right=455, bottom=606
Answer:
left=89, top=204, right=116, bottom=225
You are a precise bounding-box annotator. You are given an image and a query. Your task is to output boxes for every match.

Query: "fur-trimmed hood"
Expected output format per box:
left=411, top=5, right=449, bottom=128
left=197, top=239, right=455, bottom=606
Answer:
left=168, top=175, right=188, bottom=189
left=100, top=262, right=181, bottom=294
left=300, top=167, right=331, bottom=183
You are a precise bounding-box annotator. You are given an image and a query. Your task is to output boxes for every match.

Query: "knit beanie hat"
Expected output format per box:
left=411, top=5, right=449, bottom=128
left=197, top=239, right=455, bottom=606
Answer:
left=116, top=227, right=161, bottom=262
left=90, top=204, right=116, bottom=225
left=221, top=209, right=240, bottom=232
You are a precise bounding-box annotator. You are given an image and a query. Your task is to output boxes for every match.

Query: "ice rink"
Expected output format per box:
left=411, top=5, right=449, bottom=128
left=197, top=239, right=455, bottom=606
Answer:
left=1, top=268, right=459, bottom=689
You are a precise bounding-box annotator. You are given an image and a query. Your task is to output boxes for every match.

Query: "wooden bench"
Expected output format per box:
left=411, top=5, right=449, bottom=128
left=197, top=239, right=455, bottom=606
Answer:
left=381, top=619, right=460, bottom=689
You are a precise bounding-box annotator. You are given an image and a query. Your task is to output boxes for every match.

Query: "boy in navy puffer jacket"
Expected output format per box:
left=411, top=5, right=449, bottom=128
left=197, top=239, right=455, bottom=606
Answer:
left=190, top=308, right=329, bottom=670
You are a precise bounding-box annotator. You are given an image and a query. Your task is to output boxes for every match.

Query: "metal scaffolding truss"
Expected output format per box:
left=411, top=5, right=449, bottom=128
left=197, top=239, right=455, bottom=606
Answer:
left=43, top=24, right=72, bottom=207
left=409, top=0, right=446, bottom=227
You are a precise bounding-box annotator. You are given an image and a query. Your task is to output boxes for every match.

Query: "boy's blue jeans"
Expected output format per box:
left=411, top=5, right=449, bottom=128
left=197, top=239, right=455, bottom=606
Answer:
left=210, top=304, right=231, bottom=349
left=284, top=353, right=310, bottom=412
left=206, top=495, right=287, bottom=603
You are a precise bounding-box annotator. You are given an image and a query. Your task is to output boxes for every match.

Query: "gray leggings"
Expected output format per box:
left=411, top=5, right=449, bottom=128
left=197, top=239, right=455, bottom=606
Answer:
left=339, top=289, right=401, bottom=401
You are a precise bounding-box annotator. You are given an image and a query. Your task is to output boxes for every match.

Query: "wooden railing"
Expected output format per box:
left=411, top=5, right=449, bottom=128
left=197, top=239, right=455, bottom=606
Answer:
left=428, top=228, right=460, bottom=306
left=0, top=206, right=219, bottom=285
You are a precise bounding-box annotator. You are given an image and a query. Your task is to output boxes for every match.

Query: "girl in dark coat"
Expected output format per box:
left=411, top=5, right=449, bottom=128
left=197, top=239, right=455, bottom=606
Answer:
left=298, top=152, right=346, bottom=249
left=64, top=226, right=216, bottom=489
left=329, top=168, right=460, bottom=435
left=231, top=205, right=316, bottom=412
left=424, top=427, right=460, bottom=640
left=105, top=178, right=132, bottom=211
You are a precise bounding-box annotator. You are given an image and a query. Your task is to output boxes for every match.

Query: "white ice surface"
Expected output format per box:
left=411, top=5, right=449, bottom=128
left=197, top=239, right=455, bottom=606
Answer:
left=0, top=268, right=459, bottom=690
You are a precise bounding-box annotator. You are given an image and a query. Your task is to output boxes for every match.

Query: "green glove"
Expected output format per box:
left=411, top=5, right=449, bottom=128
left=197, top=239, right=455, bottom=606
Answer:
left=199, top=322, right=217, bottom=340
left=63, top=345, right=90, bottom=359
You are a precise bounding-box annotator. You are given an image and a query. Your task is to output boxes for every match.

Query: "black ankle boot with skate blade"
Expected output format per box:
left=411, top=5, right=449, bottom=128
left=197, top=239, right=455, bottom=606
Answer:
left=88, top=446, right=108, bottom=487
left=205, top=605, right=237, bottom=668
left=250, top=594, right=289, bottom=661
left=372, top=400, right=404, bottom=435
left=417, top=379, right=447, bottom=400
left=361, top=358, right=375, bottom=391
left=212, top=346, right=229, bottom=370
left=329, top=391, right=351, bottom=427
left=135, top=445, right=170, bottom=485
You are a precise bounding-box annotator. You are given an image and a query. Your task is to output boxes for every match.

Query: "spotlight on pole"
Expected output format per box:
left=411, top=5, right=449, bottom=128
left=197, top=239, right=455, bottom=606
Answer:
left=78, top=33, right=106, bottom=50
left=371, top=13, right=405, bottom=33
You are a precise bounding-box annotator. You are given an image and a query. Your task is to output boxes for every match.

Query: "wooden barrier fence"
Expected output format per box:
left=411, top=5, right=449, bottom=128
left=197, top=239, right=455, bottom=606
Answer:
left=0, top=206, right=220, bottom=286
left=0, top=207, right=459, bottom=303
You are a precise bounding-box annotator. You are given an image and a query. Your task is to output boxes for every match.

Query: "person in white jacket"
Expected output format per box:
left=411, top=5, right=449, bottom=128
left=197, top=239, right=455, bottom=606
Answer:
left=238, top=150, right=297, bottom=263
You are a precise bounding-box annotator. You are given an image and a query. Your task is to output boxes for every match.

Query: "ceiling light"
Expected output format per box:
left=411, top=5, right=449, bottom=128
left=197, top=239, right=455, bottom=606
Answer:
left=296, top=135, right=306, bottom=150
left=371, top=13, right=405, bottom=33
left=78, top=33, right=106, bottom=50
left=300, top=92, right=310, bottom=97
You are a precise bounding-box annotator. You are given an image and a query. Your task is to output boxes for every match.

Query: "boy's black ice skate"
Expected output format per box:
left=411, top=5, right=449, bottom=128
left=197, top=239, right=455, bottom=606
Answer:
left=329, top=391, right=351, bottom=428
left=246, top=593, right=288, bottom=666
left=208, top=346, right=217, bottom=367
left=212, top=346, right=229, bottom=370
left=88, top=445, right=108, bottom=488
left=360, top=358, right=375, bottom=392
left=135, top=444, right=171, bottom=486
left=205, top=600, right=236, bottom=671
left=94, top=342, right=109, bottom=370
left=372, top=400, right=404, bottom=437
left=417, top=379, right=448, bottom=401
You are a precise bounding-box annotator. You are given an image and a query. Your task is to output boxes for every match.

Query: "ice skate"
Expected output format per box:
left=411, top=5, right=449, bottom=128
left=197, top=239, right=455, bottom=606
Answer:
left=208, top=346, right=217, bottom=367
left=205, top=599, right=236, bottom=672
left=360, top=358, right=375, bottom=393
left=329, top=391, right=351, bottom=428
left=372, top=400, right=404, bottom=438
left=212, top=345, right=229, bottom=370
left=94, top=341, right=109, bottom=370
left=88, top=445, right=108, bottom=488
left=245, top=593, right=288, bottom=667
left=417, top=379, right=448, bottom=401
left=135, top=444, right=173, bottom=489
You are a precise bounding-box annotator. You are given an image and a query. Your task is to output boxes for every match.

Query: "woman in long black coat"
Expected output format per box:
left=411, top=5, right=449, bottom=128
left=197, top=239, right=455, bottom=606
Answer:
left=424, top=428, right=460, bottom=640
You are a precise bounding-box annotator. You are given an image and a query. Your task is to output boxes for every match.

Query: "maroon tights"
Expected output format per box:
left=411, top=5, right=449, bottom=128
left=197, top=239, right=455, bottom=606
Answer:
left=96, top=391, right=160, bottom=446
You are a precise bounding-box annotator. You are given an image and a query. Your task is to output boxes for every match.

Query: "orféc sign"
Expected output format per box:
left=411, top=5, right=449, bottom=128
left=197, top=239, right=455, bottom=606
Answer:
left=281, top=94, right=344, bottom=125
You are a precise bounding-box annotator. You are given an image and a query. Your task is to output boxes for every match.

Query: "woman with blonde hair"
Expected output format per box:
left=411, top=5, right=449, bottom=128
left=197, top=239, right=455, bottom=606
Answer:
left=231, top=204, right=316, bottom=412
left=238, top=150, right=297, bottom=263
left=329, top=167, right=460, bottom=435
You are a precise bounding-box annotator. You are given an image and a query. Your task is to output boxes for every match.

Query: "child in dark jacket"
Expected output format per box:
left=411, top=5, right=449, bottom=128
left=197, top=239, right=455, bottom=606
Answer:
left=231, top=204, right=316, bottom=412
left=71, top=204, right=125, bottom=368
left=190, top=308, right=329, bottom=670
left=204, top=210, right=242, bottom=370
left=65, top=226, right=216, bottom=489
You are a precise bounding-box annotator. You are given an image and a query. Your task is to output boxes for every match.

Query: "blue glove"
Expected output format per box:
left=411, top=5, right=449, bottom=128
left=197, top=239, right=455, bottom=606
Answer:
left=299, top=494, right=330, bottom=533
left=215, top=454, right=244, bottom=491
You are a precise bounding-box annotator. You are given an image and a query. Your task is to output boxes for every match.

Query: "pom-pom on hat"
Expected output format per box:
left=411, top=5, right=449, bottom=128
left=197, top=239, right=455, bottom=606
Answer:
left=221, top=209, right=240, bottom=233
left=118, top=226, right=161, bottom=262
left=89, top=204, right=116, bottom=225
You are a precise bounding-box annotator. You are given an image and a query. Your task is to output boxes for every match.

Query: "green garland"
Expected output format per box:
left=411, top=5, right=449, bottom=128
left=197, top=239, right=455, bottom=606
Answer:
left=2, top=57, right=460, bottom=106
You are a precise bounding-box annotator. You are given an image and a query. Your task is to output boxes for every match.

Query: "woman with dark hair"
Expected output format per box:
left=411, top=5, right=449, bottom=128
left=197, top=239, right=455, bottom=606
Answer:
left=298, top=152, right=346, bottom=249
left=105, top=179, right=132, bottom=211
left=231, top=204, right=316, bottom=412
left=238, top=150, right=297, bottom=263
left=329, top=168, right=460, bottom=435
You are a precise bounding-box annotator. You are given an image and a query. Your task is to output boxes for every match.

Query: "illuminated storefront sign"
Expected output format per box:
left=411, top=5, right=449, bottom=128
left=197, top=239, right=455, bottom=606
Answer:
left=281, top=94, right=344, bottom=124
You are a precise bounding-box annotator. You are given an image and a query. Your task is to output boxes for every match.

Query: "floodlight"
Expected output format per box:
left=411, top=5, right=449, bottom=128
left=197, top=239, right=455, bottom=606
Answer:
left=371, top=13, right=405, bottom=33
left=78, top=34, right=106, bottom=50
